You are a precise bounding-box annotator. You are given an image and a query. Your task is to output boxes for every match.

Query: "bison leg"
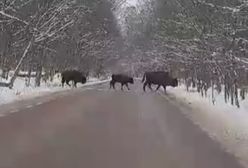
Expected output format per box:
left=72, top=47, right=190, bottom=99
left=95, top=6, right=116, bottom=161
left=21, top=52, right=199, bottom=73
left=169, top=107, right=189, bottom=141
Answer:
left=109, top=81, right=112, bottom=89
left=143, top=82, right=148, bottom=92
left=110, top=81, right=116, bottom=89
left=125, top=83, right=130, bottom=90
left=66, top=80, right=71, bottom=87
left=148, top=83, right=153, bottom=91
left=121, top=83, right=124, bottom=91
left=74, top=81, right=77, bottom=88
left=110, top=80, right=115, bottom=89
left=155, top=85, right=161, bottom=91
left=62, top=77, right=65, bottom=87
left=113, top=82, right=116, bottom=89
left=163, top=85, right=167, bottom=93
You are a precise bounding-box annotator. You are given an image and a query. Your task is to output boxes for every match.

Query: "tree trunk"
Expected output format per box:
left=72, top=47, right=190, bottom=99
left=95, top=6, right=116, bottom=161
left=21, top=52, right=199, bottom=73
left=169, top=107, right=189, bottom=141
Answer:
left=234, top=81, right=240, bottom=108
left=240, top=89, right=245, bottom=100
left=9, top=39, right=33, bottom=89
left=26, top=67, right=32, bottom=87
left=49, top=69, right=54, bottom=82
left=1, top=69, right=8, bottom=79
left=6, top=69, right=9, bottom=80
left=230, top=85, right=234, bottom=105
left=35, top=64, right=42, bottom=87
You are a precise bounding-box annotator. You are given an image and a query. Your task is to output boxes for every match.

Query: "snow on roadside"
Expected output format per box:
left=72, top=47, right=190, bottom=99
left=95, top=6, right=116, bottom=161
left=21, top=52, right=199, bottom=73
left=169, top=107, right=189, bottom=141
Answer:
left=166, top=85, right=248, bottom=167
left=0, top=75, right=110, bottom=105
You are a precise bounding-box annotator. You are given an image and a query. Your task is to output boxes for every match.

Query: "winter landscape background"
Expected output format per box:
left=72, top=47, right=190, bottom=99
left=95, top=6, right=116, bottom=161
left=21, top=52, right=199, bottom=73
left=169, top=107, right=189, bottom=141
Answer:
left=1, top=0, right=248, bottom=167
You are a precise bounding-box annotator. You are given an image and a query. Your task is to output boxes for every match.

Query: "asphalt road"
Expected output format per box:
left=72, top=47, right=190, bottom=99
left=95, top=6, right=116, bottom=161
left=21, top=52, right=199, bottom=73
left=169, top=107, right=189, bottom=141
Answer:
left=0, top=82, right=244, bottom=168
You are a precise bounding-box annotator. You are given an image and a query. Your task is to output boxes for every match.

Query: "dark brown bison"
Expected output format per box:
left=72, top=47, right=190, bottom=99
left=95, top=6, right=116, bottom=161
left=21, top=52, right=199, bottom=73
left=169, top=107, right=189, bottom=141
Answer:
left=110, top=74, right=134, bottom=91
left=61, top=70, right=86, bottom=88
left=142, top=71, right=178, bottom=93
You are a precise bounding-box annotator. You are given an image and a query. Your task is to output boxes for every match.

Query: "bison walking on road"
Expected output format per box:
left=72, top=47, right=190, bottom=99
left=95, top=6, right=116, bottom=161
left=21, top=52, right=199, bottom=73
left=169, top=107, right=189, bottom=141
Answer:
left=142, top=71, right=178, bottom=93
left=61, top=70, right=86, bottom=88
left=110, top=74, right=134, bottom=91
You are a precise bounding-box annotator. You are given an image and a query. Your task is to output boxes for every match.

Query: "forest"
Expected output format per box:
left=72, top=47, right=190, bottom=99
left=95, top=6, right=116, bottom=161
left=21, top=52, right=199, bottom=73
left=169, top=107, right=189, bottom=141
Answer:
left=1, top=0, right=248, bottom=107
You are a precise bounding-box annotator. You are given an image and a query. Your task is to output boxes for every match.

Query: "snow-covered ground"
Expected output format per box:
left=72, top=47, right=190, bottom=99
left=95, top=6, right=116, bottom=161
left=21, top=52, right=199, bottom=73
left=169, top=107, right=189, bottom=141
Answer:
left=166, top=85, right=248, bottom=167
left=0, top=74, right=110, bottom=105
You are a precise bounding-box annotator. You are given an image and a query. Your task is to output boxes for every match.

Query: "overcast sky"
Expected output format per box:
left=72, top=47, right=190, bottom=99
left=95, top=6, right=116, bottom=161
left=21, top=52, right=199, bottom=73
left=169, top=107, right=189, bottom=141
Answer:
left=127, top=0, right=138, bottom=6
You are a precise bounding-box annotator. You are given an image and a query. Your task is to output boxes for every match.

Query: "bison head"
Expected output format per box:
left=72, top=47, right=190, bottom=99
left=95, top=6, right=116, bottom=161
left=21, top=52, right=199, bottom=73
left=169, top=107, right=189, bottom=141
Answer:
left=81, top=76, right=87, bottom=84
left=171, top=78, right=178, bottom=87
left=129, top=77, right=134, bottom=84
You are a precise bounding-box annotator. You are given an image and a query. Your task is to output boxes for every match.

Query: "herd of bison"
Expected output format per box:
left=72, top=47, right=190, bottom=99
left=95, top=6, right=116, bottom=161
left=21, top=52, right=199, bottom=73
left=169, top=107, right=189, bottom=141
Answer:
left=61, top=70, right=179, bottom=93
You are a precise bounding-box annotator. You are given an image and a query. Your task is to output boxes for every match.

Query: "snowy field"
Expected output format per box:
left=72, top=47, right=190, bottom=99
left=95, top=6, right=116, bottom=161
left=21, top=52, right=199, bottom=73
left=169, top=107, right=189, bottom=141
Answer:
left=166, top=85, right=248, bottom=167
left=0, top=74, right=109, bottom=105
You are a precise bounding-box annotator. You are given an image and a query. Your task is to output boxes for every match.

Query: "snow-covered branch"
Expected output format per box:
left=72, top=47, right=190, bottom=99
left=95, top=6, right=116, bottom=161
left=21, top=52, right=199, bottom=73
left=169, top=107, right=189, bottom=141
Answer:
left=197, top=0, right=246, bottom=13
left=0, top=10, right=28, bottom=25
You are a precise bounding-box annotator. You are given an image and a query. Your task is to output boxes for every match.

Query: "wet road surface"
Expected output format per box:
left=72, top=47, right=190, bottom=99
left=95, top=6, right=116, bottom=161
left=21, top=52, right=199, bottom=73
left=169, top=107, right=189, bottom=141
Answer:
left=0, top=82, right=244, bottom=168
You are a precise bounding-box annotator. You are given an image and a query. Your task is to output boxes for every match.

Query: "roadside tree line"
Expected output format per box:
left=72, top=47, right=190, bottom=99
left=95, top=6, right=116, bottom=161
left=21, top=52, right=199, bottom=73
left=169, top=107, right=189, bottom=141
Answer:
left=120, top=0, right=248, bottom=107
left=0, top=0, right=121, bottom=88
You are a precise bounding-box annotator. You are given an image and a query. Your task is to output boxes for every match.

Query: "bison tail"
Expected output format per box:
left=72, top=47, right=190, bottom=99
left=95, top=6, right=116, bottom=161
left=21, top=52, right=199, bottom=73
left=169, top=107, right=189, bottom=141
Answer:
left=142, top=73, right=146, bottom=83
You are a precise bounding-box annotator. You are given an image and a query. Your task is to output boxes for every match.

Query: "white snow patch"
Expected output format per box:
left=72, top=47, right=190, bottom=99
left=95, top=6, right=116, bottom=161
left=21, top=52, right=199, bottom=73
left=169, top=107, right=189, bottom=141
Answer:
left=166, top=85, right=248, bottom=167
left=0, top=75, right=110, bottom=105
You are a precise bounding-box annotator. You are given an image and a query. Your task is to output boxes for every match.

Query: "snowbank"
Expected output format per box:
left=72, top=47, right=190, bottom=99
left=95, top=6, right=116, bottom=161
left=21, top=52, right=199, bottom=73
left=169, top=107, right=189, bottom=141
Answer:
left=0, top=75, right=110, bottom=105
left=166, top=85, right=248, bottom=167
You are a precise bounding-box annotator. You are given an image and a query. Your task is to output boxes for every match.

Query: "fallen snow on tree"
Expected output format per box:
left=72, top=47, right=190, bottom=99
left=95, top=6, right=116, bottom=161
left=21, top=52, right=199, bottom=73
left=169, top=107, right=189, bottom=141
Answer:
left=166, top=86, right=248, bottom=168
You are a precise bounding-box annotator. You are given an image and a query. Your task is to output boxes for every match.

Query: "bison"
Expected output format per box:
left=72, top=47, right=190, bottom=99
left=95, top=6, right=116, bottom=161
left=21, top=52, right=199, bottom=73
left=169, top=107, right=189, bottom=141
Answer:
left=61, top=70, right=86, bottom=88
left=110, top=74, right=134, bottom=91
left=142, top=71, right=178, bottom=93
